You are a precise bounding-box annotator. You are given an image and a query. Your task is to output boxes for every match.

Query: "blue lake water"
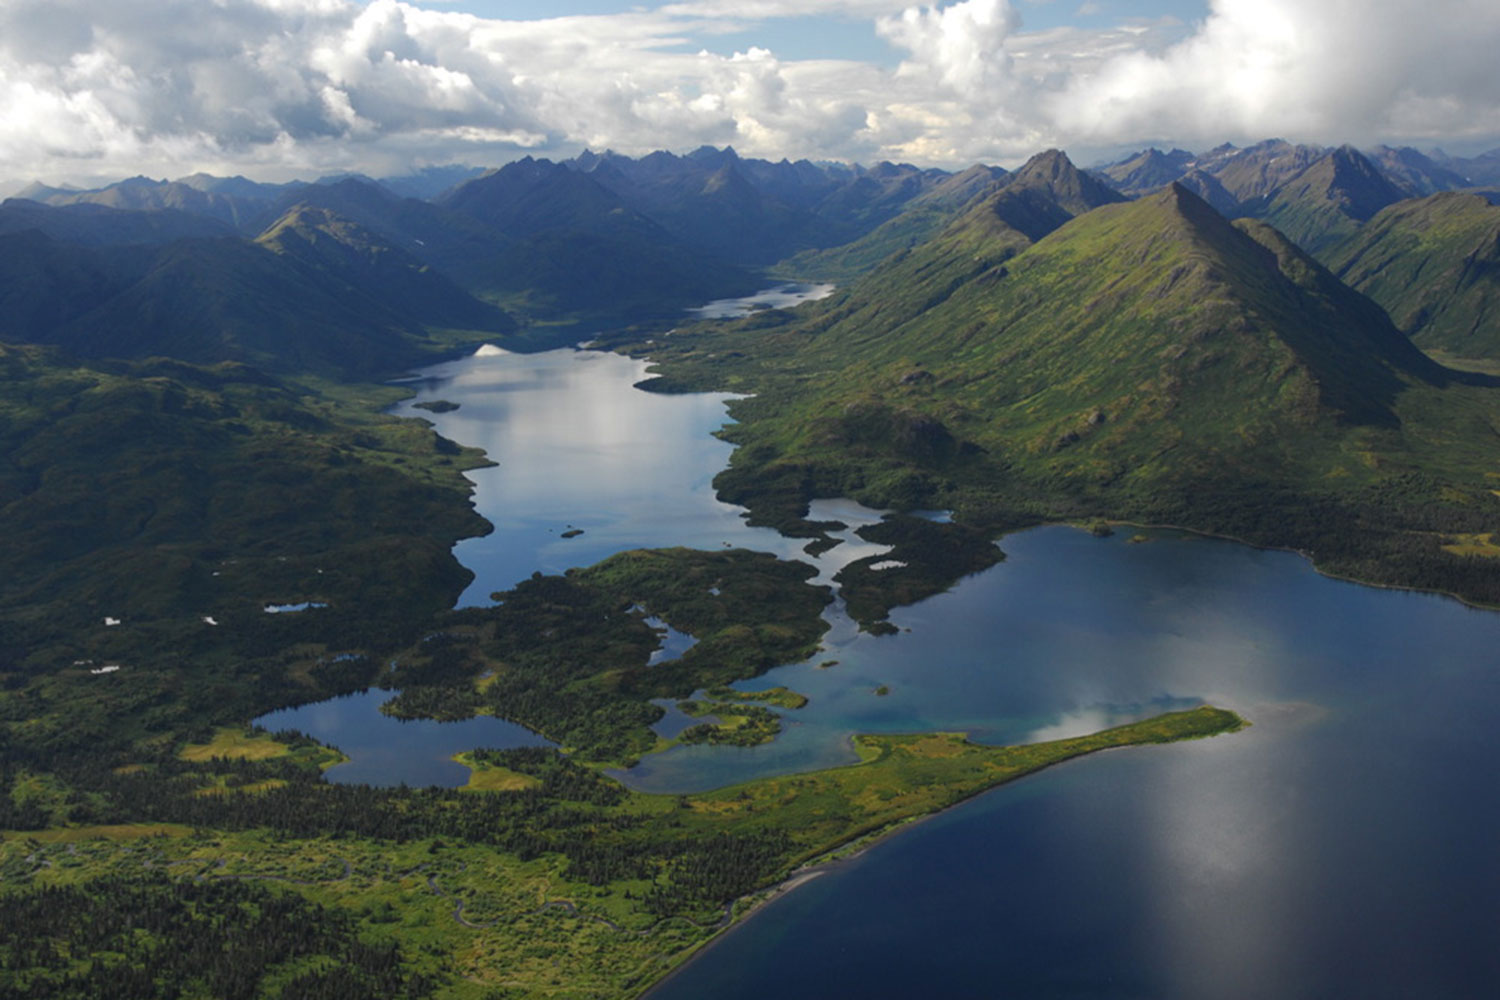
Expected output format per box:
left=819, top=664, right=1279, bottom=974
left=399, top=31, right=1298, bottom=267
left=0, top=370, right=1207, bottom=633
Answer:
left=387, top=346, right=882, bottom=605
left=686, top=282, right=836, bottom=320
left=262, top=287, right=1500, bottom=998
left=253, top=689, right=551, bottom=787
left=647, top=532, right=1500, bottom=999
left=644, top=617, right=699, bottom=665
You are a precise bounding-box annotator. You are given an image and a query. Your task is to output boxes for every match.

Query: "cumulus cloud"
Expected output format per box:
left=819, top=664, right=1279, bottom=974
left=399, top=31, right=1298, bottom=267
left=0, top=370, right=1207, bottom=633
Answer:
left=880, top=0, right=1019, bottom=95
left=1, top=0, right=1498, bottom=186
left=1047, top=0, right=1500, bottom=146
left=659, top=1, right=908, bottom=17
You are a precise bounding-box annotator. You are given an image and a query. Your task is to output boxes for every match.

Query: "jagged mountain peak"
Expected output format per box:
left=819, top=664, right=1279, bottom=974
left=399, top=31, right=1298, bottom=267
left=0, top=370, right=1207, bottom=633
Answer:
left=796, top=179, right=1439, bottom=469
left=1316, top=146, right=1408, bottom=215
left=13, top=181, right=79, bottom=200
left=1098, top=147, right=1195, bottom=194
left=313, top=175, right=398, bottom=201
left=1207, top=140, right=1328, bottom=203
left=1252, top=146, right=1408, bottom=254
left=438, top=156, right=634, bottom=237
left=1162, top=179, right=1234, bottom=227
left=1014, top=148, right=1076, bottom=181
left=936, top=149, right=1124, bottom=245
left=1009, top=149, right=1124, bottom=212
left=701, top=160, right=756, bottom=198
left=687, top=145, right=740, bottom=166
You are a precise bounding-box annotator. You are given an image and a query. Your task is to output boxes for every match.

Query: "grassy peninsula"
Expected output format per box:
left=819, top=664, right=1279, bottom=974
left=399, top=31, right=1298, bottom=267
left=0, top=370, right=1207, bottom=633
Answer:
left=0, top=359, right=1247, bottom=996
left=1, top=707, right=1242, bottom=999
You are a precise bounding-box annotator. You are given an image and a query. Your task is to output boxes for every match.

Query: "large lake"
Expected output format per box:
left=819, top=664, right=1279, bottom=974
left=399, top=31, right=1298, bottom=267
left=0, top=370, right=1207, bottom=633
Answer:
left=260, top=288, right=1500, bottom=998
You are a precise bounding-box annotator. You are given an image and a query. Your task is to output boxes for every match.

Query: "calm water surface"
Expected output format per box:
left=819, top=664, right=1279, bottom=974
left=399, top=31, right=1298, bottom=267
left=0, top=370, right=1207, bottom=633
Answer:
left=264, top=288, right=1500, bottom=998
left=648, top=532, right=1500, bottom=999
left=686, top=282, right=835, bottom=319
left=387, top=346, right=880, bottom=604
left=254, top=689, right=551, bottom=787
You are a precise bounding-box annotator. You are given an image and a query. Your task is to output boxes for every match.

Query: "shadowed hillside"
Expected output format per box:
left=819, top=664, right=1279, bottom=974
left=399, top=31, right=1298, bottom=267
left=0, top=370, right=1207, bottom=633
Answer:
left=1328, top=192, right=1500, bottom=360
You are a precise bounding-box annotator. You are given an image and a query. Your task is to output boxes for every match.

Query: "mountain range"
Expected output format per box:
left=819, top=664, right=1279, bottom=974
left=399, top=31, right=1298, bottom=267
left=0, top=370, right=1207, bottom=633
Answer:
left=623, top=148, right=1500, bottom=614
left=0, top=200, right=513, bottom=377
left=7, top=129, right=1500, bottom=1000
left=11, top=136, right=1500, bottom=348
left=1092, top=139, right=1500, bottom=266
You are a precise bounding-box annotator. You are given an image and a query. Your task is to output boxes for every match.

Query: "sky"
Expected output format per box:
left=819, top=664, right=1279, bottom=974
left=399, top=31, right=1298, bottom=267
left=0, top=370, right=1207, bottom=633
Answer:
left=3, top=0, right=1499, bottom=189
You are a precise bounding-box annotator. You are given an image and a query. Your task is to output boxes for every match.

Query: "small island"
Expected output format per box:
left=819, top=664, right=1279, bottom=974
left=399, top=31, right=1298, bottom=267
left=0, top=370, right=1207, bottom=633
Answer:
left=412, top=399, right=460, bottom=413
left=671, top=685, right=811, bottom=746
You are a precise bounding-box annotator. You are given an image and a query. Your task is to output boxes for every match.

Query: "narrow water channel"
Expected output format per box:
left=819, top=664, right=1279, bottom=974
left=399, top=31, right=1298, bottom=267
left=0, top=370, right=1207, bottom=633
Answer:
left=260, top=287, right=1500, bottom=998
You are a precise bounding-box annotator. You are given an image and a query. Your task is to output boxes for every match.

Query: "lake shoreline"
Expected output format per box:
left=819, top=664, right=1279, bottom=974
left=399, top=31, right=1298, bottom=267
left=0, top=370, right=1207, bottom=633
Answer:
left=637, top=726, right=1238, bottom=999
left=1095, top=518, right=1500, bottom=613
left=370, top=323, right=1500, bottom=998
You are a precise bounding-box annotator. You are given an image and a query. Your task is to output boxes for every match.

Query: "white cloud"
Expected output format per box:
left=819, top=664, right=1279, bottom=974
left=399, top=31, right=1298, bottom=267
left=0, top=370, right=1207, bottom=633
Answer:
left=1046, top=0, right=1500, bottom=147
left=660, top=1, right=907, bottom=17
left=879, top=0, right=1019, bottom=96
left=0, top=0, right=1497, bottom=186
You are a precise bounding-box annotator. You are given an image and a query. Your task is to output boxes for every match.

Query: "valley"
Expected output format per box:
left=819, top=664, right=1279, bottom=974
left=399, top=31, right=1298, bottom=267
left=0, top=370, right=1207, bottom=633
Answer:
left=4, top=137, right=1500, bottom=999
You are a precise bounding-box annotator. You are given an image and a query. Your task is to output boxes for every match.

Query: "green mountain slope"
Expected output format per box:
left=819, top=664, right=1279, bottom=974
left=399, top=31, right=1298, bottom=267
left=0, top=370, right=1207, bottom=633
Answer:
left=778, top=165, right=1008, bottom=281
left=1327, top=192, right=1500, bottom=359
left=255, top=205, right=514, bottom=335
left=439, top=157, right=756, bottom=317
left=46, top=236, right=431, bottom=375
left=0, top=231, right=144, bottom=341
left=0, top=207, right=515, bottom=378
left=773, top=185, right=1434, bottom=472
left=631, top=184, right=1500, bottom=608
left=767, top=150, right=1123, bottom=349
